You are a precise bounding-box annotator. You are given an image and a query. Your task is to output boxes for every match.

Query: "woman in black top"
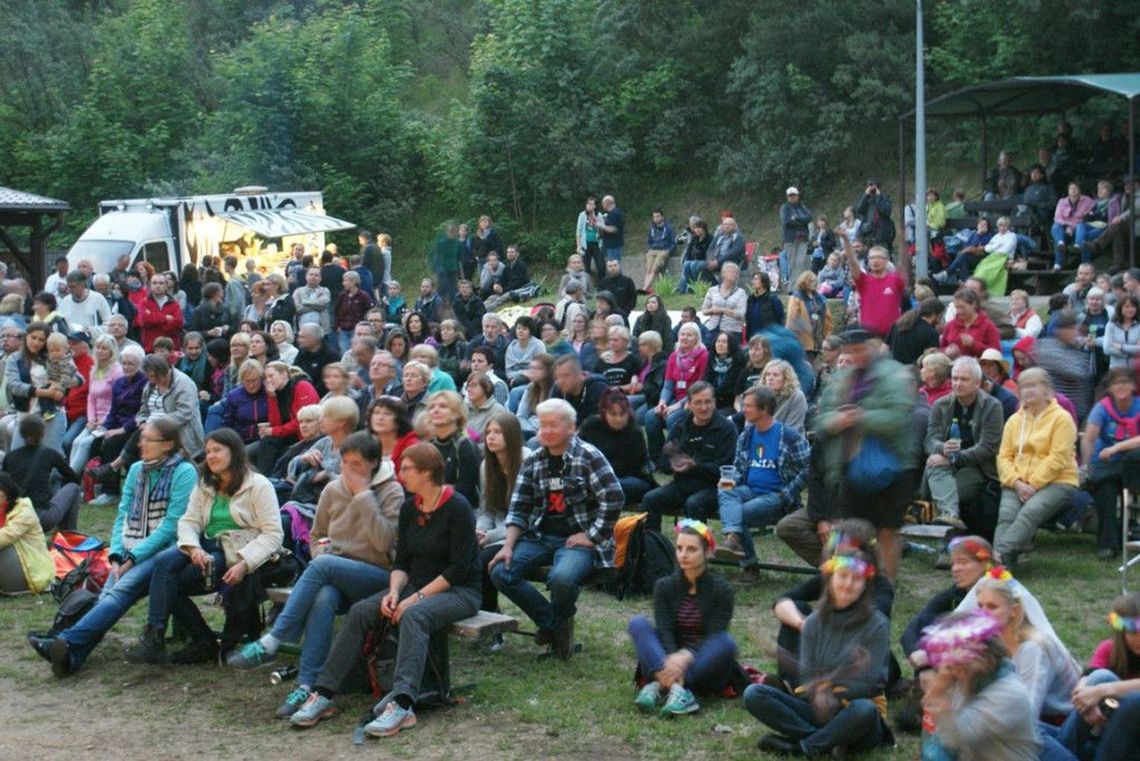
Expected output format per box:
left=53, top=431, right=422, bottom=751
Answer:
left=424, top=391, right=481, bottom=506
left=628, top=519, right=745, bottom=717
left=632, top=294, right=674, bottom=353
left=886, top=298, right=945, bottom=367
left=1, top=414, right=81, bottom=532
left=579, top=389, right=652, bottom=505
left=705, top=331, right=745, bottom=413
left=290, top=443, right=480, bottom=738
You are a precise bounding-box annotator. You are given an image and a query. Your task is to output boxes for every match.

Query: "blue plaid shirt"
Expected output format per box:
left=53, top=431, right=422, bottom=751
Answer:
left=506, top=436, right=624, bottom=567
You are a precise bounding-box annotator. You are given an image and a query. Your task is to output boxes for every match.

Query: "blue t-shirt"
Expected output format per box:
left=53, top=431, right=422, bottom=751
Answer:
left=745, top=423, right=783, bottom=494
left=602, top=207, right=625, bottom=248
left=1088, top=396, right=1140, bottom=460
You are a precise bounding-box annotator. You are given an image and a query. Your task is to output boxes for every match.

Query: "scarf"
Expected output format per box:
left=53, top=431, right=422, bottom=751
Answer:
left=1100, top=397, right=1140, bottom=441
left=124, top=453, right=184, bottom=547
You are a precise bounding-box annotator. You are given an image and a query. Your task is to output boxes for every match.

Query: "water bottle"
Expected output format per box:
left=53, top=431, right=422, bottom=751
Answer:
left=947, top=418, right=962, bottom=464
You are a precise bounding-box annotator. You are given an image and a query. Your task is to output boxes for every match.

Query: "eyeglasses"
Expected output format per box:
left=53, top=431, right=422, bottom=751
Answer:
left=139, top=435, right=168, bottom=444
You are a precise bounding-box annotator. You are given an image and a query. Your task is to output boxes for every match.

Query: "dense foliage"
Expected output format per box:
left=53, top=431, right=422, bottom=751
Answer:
left=1, top=0, right=1136, bottom=264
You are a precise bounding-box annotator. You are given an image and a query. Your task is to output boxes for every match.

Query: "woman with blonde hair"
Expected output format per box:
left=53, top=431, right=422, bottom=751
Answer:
left=423, top=390, right=480, bottom=506
left=762, top=359, right=808, bottom=433
left=919, top=351, right=953, bottom=405
left=786, top=270, right=832, bottom=359
left=68, top=333, right=123, bottom=472
left=269, top=320, right=298, bottom=365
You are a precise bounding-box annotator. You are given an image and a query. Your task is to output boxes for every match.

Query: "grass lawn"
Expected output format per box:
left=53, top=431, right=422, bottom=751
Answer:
left=0, top=499, right=1123, bottom=760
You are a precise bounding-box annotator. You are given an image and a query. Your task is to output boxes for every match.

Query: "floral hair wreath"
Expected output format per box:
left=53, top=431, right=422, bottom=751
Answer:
left=920, top=609, right=1003, bottom=668
left=675, top=519, right=716, bottom=552
left=824, top=530, right=874, bottom=558
left=820, top=553, right=876, bottom=579
left=1108, top=611, right=1140, bottom=634
left=948, top=537, right=993, bottom=564
left=984, top=565, right=1013, bottom=582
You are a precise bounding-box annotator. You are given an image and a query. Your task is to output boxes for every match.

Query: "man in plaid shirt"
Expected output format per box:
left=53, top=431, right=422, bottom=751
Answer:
left=489, top=398, right=623, bottom=659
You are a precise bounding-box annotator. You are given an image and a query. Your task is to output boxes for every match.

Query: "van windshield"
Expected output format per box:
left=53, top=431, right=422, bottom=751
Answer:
left=68, top=240, right=133, bottom=261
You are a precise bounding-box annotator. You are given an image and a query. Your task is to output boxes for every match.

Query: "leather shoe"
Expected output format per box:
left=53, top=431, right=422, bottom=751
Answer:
left=757, top=734, right=804, bottom=756
left=27, top=634, right=53, bottom=663
left=28, top=635, right=73, bottom=678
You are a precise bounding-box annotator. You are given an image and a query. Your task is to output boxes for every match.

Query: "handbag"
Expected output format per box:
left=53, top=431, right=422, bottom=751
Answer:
left=845, top=434, right=901, bottom=492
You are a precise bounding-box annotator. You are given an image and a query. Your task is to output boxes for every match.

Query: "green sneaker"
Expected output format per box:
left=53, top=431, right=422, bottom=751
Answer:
left=275, top=686, right=312, bottom=719
left=226, top=641, right=275, bottom=669
left=660, top=684, right=699, bottom=716
left=634, top=682, right=664, bottom=712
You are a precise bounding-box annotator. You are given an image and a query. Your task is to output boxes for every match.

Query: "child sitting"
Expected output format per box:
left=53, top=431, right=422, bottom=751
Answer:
left=39, top=332, right=81, bottom=420
left=817, top=252, right=849, bottom=299
left=382, top=280, right=407, bottom=327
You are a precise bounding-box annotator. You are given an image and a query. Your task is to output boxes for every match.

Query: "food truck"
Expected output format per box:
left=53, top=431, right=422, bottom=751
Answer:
left=66, top=186, right=355, bottom=275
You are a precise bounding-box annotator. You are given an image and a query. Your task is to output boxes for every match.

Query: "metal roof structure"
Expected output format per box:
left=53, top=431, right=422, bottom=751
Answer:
left=0, top=186, right=70, bottom=211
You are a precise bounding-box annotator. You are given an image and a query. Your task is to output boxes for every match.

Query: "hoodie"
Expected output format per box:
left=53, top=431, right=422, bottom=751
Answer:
left=310, top=460, right=404, bottom=568
left=997, top=398, right=1078, bottom=490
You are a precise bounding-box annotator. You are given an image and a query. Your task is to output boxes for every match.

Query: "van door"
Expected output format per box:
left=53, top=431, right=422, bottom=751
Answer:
left=133, top=240, right=173, bottom=274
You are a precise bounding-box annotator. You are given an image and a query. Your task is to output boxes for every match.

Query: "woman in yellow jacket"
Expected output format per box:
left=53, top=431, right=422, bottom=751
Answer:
left=785, top=270, right=833, bottom=359
left=0, top=472, right=54, bottom=594
left=993, top=367, right=1079, bottom=566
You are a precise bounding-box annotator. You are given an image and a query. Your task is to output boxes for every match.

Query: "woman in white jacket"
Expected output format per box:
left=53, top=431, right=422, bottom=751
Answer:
left=125, top=427, right=282, bottom=665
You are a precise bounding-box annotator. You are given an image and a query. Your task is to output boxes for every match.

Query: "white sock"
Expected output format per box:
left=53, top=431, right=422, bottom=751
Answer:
left=258, top=633, right=281, bottom=654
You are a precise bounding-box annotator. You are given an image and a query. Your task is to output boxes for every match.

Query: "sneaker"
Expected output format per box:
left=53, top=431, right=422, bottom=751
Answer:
left=757, top=734, right=803, bottom=755
left=488, top=633, right=505, bottom=653
left=660, top=684, right=699, bottom=716
left=1052, top=263, right=1062, bottom=272
left=634, top=682, right=664, bottom=712
left=226, top=641, right=276, bottom=669
left=89, top=492, right=119, bottom=506
left=290, top=693, right=338, bottom=728
left=364, top=701, right=417, bottom=737
left=275, top=686, right=312, bottom=719
left=714, top=533, right=747, bottom=562
left=932, top=514, right=966, bottom=530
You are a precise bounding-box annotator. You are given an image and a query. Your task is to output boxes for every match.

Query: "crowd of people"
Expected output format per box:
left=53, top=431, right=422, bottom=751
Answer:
left=0, top=175, right=1137, bottom=757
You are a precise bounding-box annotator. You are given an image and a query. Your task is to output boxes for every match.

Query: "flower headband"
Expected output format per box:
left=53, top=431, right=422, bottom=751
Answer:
left=948, top=537, right=992, bottom=564
left=984, top=565, right=1013, bottom=582
left=824, top=530, right=872, bottom=557
left=820, top=553, right=876, bottom=579
left=1108, top=611, right=1140, bottom=634
left=675, top=519, right=716, bottom=552
left=920, top=610, right=1003, bottom=668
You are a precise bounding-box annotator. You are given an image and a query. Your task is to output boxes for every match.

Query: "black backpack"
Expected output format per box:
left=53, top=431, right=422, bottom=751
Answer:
left=610, top=520, right=678, bottom=600
left=28, top=559, right=99, bottom=638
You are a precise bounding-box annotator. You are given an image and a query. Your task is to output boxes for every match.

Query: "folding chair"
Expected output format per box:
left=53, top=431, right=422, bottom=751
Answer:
left=1118, top=487, right=1138, bottom=593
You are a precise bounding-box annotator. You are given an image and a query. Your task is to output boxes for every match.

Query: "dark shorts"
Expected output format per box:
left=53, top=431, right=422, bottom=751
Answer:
left=841, top=469, right=917, bottom=530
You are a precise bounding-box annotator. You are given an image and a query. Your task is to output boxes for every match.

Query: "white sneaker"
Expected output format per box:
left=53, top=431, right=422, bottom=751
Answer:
left=89, top=493, right=119, bottom=506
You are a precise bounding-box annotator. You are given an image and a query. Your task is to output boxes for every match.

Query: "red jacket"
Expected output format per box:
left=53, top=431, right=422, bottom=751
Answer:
left=136, top=295, right=184, bottom=352
left=267, top=378, right=320, bottom=439
left=64, top=351, right=95, bottom=422
left=940, top=311, right=1000, bottom=358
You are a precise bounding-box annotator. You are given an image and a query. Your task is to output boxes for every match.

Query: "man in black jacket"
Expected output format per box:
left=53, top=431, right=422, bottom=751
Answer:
left=597, top=258, right=636, bottom=317
left=641, top=382, right=737, bottom=532
left=293, top=324, right=340, bottom=397
left=550, top=354, right=609, bottom=423
left=484, top=245, right=532, bottom=309
left=452, top=279, right=487, bottom=340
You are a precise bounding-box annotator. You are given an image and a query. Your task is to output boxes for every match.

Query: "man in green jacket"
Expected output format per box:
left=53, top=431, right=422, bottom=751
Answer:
left=814, top=329, right=917, bottom=581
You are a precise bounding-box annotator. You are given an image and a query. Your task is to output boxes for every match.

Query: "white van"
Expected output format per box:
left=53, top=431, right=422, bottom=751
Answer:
left=66, top=186, right=355, bottom=276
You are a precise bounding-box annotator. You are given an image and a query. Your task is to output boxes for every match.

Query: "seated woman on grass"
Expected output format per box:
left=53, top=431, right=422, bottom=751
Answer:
left=228, top=431, right=405, bottom=720
left=957, top=568, right=1080, bottom=724
left=746, top=521, right=894, bottom=757
left=1044, top=593, right=1140, bottom=761
left=0, top=472, right=53, bottom=596
left=628, top=519, right=746, bottom=717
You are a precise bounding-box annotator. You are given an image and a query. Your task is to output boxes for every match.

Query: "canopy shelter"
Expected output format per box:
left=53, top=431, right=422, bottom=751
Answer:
left=214, top=208, right=356, bottom=240
left=0, top=187, right=70, bottom=288
left=898, top=73, right=1139, bottom=267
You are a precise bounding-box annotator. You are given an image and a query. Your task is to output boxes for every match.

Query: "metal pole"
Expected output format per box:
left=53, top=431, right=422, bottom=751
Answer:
left=1130, top=96, right=1136, bottom=269
left=981, top=115, right=989, bottom=188
left=914, top=0, right=928, bottom=280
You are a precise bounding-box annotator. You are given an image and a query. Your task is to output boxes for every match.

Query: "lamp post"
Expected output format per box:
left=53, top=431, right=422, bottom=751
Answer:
left=914, top=0, right=928, bottom=281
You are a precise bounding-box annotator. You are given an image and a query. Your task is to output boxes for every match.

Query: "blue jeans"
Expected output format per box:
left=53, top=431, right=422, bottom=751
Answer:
left=678, top=260, right=713, bottom=293
left=628, top=615, right=737, bottom=693
left=60, top=553, right=159, bottom=669
left=145, top=544, right=224, bottom=631
left=507, top=384, right=526, bottom=414
left=62, top=416, right=86, bottom=457
left=604, top=246, right=623, bottom=262
left=744, top=682, right=883, bottom=756
left=619, top=475, right=653, bottom=507
left=1048, top=669, right=1119, bottom=761
left=717, top=486, right=787, bottom=563
left=337, top=329, right=353, bottom=354
left=269, top=553, right=390, bottom=687
left=490, top=534, right=595, bottom=632
left=642, top=480, right=719, bottom=533
left=645, top=406, right=687, bottom=463
left=1052, top=222, right=1103, bottom=266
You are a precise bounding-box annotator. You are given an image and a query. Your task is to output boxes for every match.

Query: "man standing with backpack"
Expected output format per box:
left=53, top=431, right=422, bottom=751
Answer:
left=489, top=399, right=623, bottom=660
